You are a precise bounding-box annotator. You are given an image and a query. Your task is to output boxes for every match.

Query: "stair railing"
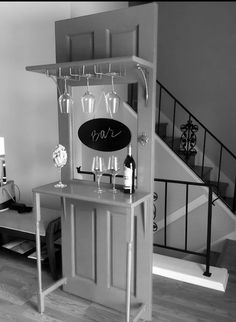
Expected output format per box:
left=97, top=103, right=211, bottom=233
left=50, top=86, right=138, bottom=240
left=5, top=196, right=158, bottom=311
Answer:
left=154, top=178, right=213, bottom=277
left=156, top=80, right=236, bottom=213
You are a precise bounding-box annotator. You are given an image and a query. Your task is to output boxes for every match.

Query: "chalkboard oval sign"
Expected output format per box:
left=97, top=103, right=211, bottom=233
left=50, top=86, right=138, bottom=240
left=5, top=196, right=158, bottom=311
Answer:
left=78, top=118, right=131, bottom=152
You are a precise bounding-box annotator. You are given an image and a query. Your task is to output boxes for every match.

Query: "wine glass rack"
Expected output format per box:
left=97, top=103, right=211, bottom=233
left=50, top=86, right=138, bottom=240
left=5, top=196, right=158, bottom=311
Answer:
left=26, top=55, right=153, bottom=105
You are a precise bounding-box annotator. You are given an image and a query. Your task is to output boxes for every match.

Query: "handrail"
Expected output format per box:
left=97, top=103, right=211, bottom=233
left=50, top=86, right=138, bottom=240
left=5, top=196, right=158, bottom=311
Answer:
left=154, top=177, right=213, bottom=277
left=156, top=79, right=236, bottom=160
left=155, top=177, right=212, bottom=187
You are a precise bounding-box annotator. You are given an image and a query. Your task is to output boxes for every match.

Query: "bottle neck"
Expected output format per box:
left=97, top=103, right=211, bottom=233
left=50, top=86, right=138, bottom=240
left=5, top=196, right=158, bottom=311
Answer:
left=127, top=144, right=132, bottom=156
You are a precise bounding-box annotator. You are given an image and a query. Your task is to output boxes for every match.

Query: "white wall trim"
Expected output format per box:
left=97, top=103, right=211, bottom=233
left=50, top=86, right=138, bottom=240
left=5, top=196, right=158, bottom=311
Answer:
left=153, top=253, right=229, bottom=292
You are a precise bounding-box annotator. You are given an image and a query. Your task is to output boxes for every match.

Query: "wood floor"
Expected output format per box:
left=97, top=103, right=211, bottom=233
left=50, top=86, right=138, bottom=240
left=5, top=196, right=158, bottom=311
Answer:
left=0, top=249, right=235, bottom=322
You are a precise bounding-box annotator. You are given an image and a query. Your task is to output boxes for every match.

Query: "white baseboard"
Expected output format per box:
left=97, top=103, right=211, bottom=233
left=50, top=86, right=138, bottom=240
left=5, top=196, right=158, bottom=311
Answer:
left=153, top=253, right=229, bottom=292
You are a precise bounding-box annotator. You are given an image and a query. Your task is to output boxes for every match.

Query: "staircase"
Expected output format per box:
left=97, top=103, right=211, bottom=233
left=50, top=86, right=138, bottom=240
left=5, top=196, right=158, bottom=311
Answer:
left=156, top=80, right=236, bottom=214
left=157, top=122, right=231, bottom=201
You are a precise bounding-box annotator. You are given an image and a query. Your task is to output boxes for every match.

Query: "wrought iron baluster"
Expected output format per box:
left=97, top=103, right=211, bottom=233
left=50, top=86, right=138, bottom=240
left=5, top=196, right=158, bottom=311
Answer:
left=203, top=185, right=213, bottom=277
left=185, top=184, right=189, bottom=251
left=216, top=145, right=223, bottom=195
left=180, top=117, right=198, bottom=163
left=233, top=176, right=236, bottom=213
left=171, top=100, right=176, bottom=150
left=164, top=182, right=168, bottom=247
left=201, top=129, right=207, bottom=179
left=153, top=192, right=158, bottom=232
left=157, top=85, right=162, bottom=136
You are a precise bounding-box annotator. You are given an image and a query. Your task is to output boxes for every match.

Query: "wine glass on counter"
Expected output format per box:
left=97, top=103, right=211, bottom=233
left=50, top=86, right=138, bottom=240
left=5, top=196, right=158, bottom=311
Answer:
left=107, top=156, right=120, bottom=193
left=91, top=156, right=106, bottom=193
left=52, top=144, right=68, bottom=188
left=59, top=77, right=73, bottom=114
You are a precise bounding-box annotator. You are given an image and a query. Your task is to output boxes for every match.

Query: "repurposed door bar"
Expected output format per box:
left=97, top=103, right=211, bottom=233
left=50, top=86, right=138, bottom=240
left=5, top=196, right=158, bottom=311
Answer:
left=33, top=181, right=151, bottom=321
left=27, top=3, right=157, bottom=321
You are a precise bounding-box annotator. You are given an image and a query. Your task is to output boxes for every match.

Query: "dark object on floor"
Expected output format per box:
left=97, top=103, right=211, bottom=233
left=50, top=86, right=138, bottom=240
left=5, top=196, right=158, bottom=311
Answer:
left=0, top=208, right=61, bottom=280
left=9, top=202, right=33, bottom=213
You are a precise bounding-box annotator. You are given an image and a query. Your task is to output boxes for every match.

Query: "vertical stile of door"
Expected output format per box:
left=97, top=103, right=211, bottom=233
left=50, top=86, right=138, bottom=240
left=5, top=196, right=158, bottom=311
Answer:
left=57, top=76, right=74, bottom=182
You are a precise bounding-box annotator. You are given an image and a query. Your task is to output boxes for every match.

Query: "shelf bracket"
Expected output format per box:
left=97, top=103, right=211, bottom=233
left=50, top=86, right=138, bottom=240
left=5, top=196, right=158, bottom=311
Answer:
left=137, top=64, right=149, bottom=105
left=45, top=70, right=62, bottom=96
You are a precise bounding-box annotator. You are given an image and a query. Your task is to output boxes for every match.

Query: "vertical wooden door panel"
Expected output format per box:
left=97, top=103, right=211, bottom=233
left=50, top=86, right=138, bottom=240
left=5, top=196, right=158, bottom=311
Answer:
left=110, top=213, right=136, bottom=294
left=74, top=205, right=97, bottom=282
left=69, top=32, right=95, bottom=61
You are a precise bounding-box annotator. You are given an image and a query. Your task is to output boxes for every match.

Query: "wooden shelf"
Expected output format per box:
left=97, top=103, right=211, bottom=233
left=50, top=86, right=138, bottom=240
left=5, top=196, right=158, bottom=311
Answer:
left=33, top=180, right=151, bottom=209
left=25, top=55, right=153, bottom=76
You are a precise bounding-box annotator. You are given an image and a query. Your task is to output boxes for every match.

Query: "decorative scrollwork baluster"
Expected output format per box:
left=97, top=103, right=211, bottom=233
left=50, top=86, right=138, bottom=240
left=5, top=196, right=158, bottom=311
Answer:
left=180, top=119, right=198, bottom=159
left=153, top=192, right=158, bottom=232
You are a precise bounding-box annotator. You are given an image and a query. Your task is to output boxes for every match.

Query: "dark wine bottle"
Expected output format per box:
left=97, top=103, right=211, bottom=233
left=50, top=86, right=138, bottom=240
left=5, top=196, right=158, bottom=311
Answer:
left=123, top=144, right=136, bottom=194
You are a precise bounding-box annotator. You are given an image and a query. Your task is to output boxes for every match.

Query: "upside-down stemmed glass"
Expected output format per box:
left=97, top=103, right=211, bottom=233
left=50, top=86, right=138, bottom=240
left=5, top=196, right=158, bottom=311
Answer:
left=107, top=156, right=120, bottom=193
left=52, top=144, right=68, bottom=188
left=91, top=156, right=106, bottom=193
left=81, top=75, right=95, bottom=114
left=58, top=77, right=73, bottom=114
left=105, top=75, right=120, bottom=115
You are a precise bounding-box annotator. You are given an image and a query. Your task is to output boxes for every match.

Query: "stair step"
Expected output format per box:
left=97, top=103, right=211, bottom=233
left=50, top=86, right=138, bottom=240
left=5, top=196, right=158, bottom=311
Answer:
left=162, top=136, right=197, bottom=166
left=156, top=123, right=168, bottom=139
left=216, top=239, right=236, bottom=271
left=207, top=181, right=229, bottom=195
left=222, top=197, right=235, bottom=212
left=191, top=165, right=213, bottom=181
left=163, top=136, right=181, bottom=149
left=176, top=150, right=197, bottom=167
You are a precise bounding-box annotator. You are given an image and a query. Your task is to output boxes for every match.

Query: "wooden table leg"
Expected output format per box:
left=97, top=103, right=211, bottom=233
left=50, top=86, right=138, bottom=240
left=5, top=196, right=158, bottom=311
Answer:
left=34, top=192, right=44, bottom=314
left=125, top=208, right=134, bottom=322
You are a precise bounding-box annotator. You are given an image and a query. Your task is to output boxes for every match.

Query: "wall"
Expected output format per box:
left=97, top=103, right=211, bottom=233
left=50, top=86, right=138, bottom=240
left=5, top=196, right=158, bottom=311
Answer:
left=70, top=1, right=128, bottom=17
left=157, top=2, right=236, bottom=155
left=0, top=1, right=128, bottom=207
left=0, top=2, right=71, bottom=206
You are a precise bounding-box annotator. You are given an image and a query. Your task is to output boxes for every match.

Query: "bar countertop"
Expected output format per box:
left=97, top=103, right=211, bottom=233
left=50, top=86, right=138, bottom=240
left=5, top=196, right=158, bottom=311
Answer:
left=33, top=180, right=151, bottom=209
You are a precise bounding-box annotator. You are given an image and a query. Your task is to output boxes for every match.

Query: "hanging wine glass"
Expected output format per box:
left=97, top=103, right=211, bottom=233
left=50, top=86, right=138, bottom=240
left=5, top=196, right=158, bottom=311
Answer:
left=91, top=156, right=106, bottom=193
left=107, top=156, right=120, bottom=193
left=58, top=77, right=73, bottom=114
left=105, top=75, right=120, bottom=115
left=52, top=144, right=68, bottom=188
left=81, top=75, right=95, bottom=114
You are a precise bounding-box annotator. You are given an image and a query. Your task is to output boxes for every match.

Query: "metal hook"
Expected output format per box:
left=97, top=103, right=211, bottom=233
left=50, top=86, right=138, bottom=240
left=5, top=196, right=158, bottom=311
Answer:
left=58, top=67, right=62, bottom=78
left=93, top=65, right=103, bottom=79
left=69, top=67, right=80, bottom=80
